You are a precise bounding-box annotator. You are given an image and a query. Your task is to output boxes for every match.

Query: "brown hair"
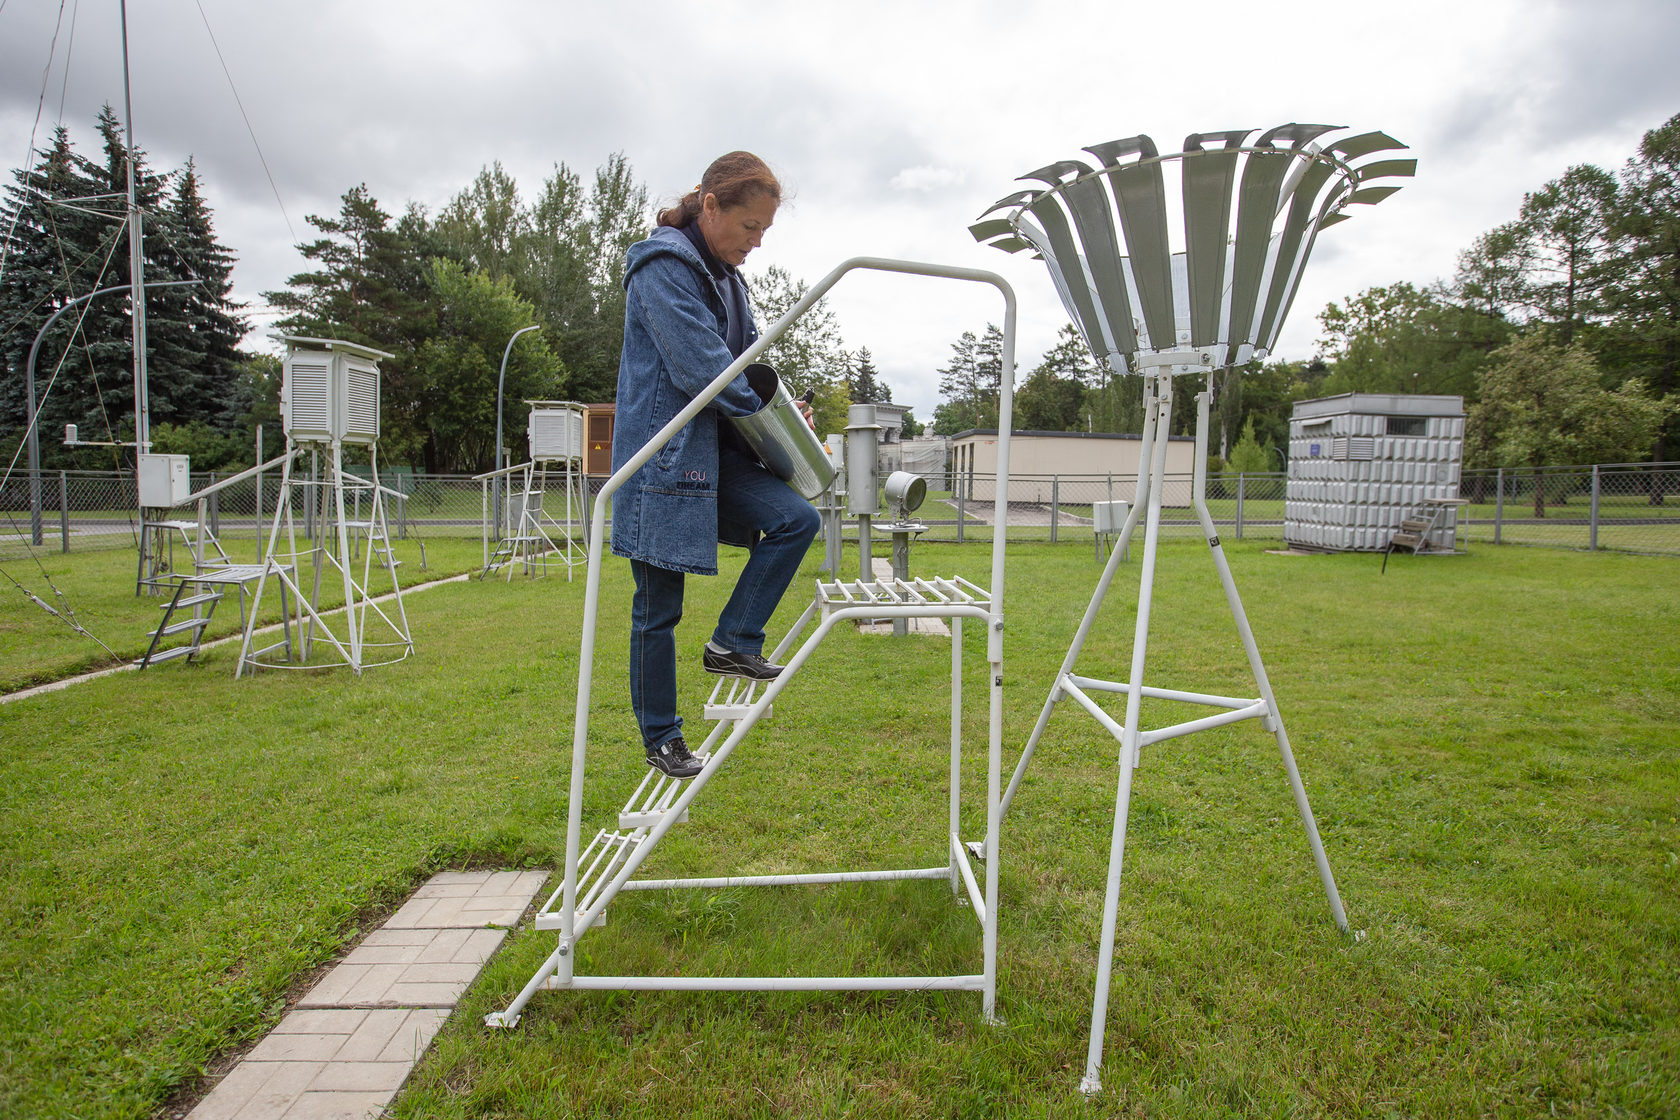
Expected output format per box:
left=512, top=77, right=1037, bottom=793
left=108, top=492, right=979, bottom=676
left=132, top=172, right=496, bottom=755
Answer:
left=656, top=151, right=781, bottom=229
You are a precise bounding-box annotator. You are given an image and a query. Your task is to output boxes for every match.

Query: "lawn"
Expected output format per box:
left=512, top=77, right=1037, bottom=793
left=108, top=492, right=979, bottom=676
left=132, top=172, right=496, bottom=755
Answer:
left=1, top=539, right=1676, bottom=1118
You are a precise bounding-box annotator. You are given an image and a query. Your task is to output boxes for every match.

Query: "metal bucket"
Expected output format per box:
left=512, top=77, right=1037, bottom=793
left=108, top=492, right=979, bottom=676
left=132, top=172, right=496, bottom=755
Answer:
left=731, top=364, right=836, bottom=500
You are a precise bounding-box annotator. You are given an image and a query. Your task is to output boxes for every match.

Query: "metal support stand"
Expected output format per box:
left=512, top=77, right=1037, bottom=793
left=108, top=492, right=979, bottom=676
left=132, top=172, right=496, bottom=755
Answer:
left=477, top=456, right=587, bottom=581
left=236, top=440, right=413, bottom=675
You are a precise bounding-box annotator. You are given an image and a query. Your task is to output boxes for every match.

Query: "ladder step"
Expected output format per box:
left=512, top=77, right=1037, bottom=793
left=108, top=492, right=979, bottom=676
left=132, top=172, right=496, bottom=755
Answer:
left=1391, top=532, right=1422, bottom=548
left=619, top=806, right=689, bottom=830
left=167, top=592, right=223, bottom=610
left=158, top=617, right=214, bottom=637
left=141, top=645, right=197, bottom=665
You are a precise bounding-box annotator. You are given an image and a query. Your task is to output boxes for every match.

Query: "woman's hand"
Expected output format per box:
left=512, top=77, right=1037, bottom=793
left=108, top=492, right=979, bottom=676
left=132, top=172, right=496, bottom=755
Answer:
left=796, top=399, right=815, bottom=429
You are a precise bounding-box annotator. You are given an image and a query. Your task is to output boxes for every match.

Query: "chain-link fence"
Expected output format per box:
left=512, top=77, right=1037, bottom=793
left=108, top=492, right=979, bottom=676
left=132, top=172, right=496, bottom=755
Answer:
left=1458, top=464, right=1680, bottom=554
left=5, top=462, right=1677, bottom=562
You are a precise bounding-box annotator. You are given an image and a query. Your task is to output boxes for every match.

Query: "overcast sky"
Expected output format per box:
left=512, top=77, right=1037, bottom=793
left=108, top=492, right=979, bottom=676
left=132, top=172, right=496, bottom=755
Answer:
left=4, top=0, right=1679, bottom=423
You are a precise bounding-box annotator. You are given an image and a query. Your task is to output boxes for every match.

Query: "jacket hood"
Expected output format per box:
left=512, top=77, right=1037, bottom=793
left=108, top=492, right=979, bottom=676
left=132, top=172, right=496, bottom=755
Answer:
left=624, top=225, right=705, bottom=287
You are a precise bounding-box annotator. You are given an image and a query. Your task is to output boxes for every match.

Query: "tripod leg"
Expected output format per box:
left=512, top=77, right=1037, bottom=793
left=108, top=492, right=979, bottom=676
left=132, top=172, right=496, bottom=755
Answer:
left=1082, top=377, right=1174, bottom=1094
left=1189, top=389, right=1348, bottom=932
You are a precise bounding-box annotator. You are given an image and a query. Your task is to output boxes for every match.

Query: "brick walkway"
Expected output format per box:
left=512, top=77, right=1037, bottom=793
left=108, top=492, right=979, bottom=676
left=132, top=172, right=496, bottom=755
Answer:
left=188, top=870, right=548, bottom=1120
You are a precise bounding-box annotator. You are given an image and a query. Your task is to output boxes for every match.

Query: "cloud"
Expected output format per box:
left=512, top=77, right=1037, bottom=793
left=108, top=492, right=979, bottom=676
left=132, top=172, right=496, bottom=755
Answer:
left=890, top=166, right=967, bottom=193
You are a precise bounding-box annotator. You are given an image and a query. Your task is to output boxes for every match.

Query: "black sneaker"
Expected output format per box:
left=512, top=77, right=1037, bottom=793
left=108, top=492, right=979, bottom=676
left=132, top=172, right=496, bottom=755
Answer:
left=646, top=737, right=704, bottom=779
left=702, top=645, right=784, bottom=681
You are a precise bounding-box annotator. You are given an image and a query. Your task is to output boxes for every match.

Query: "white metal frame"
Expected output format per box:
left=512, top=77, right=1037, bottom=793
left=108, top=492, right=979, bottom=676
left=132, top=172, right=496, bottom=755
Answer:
left=489, top=258, right=1017, bottom=1028
left=236, top=440, right=413, bottom=676
left=475, top=454, right=587, bottom=581
left=1005, top=363, right=1348, bottom=1094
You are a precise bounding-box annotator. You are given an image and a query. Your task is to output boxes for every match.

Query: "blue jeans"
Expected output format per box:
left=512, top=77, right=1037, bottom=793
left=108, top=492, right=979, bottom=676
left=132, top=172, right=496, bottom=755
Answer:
left=629, top=445, right=820, bottom=750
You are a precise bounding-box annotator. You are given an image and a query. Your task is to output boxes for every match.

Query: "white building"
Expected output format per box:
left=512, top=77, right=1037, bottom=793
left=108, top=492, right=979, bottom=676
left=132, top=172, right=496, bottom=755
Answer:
left=948, top=429, right=1197, bottom=504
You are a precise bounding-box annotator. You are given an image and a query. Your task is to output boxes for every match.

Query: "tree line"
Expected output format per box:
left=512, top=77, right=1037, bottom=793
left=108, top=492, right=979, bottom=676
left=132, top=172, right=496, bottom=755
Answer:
left=928, top=112, right=1680, bottom=505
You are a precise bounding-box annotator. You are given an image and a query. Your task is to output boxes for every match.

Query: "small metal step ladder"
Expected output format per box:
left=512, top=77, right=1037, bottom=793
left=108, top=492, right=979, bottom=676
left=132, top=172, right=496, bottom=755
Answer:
left=138, top=516, right=233, bottom=593
left=139, top=564, right=291, bottom=667
left=1382, top=497, right=1468, bottom=572
left=479, top=489, right=554, bottom=580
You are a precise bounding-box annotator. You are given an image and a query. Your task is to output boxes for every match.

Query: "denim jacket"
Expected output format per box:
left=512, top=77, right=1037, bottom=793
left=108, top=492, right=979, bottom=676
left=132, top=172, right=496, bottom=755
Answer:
left=610, top=226, right=763, bottom=575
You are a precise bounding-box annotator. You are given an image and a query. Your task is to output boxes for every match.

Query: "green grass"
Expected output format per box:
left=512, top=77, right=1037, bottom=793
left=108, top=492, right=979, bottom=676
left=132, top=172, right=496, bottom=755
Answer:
left=0, top=533, right=490, bottom=691
left=1, top=541, right=1677, bottom=1118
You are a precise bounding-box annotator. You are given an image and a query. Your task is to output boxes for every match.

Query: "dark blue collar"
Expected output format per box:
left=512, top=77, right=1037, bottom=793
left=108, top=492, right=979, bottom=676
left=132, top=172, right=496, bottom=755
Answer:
left=680, top=221, right=735, bottom=282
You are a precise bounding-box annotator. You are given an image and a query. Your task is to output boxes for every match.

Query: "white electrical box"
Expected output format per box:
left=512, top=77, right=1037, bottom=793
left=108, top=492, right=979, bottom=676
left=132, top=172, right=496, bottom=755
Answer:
left=278, top=336, right=394, bottom=445
left=138, top=453, right=190, bottom=507
left=526, top=401, right=586, bottom=461
left=1094, top=500, right=1129, bottom=534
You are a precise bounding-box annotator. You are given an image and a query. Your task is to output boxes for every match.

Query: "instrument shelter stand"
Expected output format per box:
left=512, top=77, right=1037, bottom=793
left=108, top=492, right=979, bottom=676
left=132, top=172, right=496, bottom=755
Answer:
left=236, top=440, right=413, bottom=675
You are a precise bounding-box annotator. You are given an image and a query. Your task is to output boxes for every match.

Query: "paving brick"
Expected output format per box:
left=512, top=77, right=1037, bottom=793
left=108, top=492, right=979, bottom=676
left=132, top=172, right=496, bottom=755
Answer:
left=360, top=928, right=437, bottom=947
left=333, top=1009, right=410, bottom=1062
left=272, top=1009, right=367, bottom=1036
left=337, top=963, right=408, bottom=1005
left=383, top=980, right=468, bottom=1006
left=399, top=961, right=481, bottom=985
left=373, top=1008, right=450, bottom=1063
left=308, top=1061, right=413, bottom=1093
left=340, top=940, right=425, bottom=966
left=246, top=1031, right=347, bottom=1063
left=278, top=1089, right=392, bottom=1119
left=189, top=1060, right=323, bottom=1120
left=296, top=965, right=366, bottom=1008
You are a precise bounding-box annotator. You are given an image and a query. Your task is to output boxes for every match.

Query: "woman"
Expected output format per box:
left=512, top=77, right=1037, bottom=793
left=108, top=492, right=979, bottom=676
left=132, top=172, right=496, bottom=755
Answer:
left=611, top=151, right=821, bottom=780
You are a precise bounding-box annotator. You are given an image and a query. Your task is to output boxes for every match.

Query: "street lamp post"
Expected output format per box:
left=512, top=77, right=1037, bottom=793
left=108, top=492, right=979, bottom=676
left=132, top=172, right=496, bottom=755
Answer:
left=493, top=325, right=541, bottom=536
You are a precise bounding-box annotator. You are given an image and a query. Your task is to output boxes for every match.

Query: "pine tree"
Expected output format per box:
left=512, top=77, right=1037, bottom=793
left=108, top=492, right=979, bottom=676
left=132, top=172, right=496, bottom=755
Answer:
left=849, top=346, right=891, bottom=403
left=146, top=158, right=247, bottom=431
left=0, top=123, right=131, bottom=467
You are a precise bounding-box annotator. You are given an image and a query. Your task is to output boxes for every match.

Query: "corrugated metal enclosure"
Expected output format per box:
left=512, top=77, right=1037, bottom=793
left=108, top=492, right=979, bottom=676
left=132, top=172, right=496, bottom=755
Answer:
left=1286, top=393, right=1465, bottom=552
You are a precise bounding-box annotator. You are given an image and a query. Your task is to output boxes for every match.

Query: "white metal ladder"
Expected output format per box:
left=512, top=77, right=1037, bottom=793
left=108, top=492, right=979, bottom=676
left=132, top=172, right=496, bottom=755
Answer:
left=489, top=256, right=1018, bottom=1029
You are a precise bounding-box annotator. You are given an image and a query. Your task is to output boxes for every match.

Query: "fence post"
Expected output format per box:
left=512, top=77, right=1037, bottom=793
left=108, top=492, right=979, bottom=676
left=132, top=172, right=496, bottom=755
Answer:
left=59, top=471, right=70, bottom=553
left=1236, top=473, right=1246, bottom=540
left=1495, top=468, right=1504, bottom=545
left=1590, top=465, right=1601, bottom=550
left=1050, top=475, right=1059, bottom=543
left=255, top=425, right=264, bottom=562
left=956, top=483, right=965, bottom=543
left=209, top=472, right=220, bottom=538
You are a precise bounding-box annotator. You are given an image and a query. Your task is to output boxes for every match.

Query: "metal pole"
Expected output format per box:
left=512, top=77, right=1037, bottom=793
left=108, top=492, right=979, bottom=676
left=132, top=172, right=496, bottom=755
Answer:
left=1236, top=473, right=1246, bottom=540
left=1050, top=475, right=1059, bottom=543
left=59, top=472, right=70, bottom=553
left=1495, top=468, right=1504, bottom=545
left=255, top=425, right=264, bottom=562
left=1590, top=465, right=1601, bottom=550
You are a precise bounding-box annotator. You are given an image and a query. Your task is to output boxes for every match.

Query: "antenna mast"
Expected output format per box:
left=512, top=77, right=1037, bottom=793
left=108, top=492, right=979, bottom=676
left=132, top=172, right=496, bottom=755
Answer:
left=120, top=0, right=149, bottom=455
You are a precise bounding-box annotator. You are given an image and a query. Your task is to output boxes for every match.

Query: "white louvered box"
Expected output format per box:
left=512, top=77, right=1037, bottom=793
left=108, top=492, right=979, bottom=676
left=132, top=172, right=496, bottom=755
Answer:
left=1284, top=393, right=1465, bottom=553
left=526, top=401, right=586, bottom=462
left=278, top=336, right=394, bottom=445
